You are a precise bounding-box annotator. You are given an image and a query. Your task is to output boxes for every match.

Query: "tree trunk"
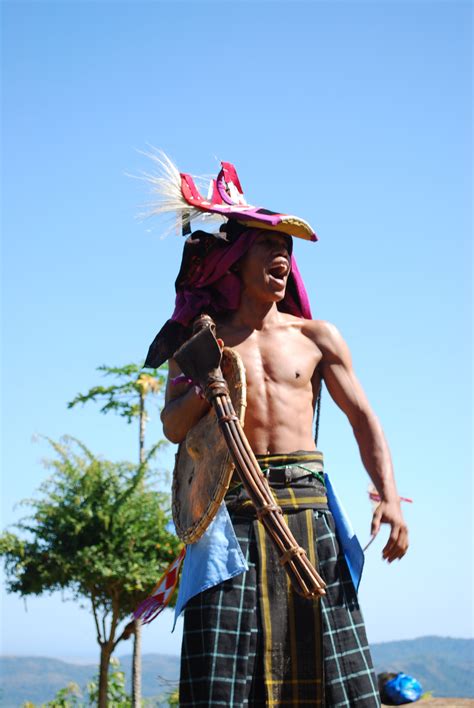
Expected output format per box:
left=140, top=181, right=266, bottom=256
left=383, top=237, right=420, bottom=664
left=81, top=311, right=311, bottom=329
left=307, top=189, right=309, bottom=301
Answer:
left=132, top=391, right=146, bottom=707
left=139, top=392, right=146, bottom=466
left=131, top=618, right=142, bottom=707
left=98, top=643, right=113, bottom=708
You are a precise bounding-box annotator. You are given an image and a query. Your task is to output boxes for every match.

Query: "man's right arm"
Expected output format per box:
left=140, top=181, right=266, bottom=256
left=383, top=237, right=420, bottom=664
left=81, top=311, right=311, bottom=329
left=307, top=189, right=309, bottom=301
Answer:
left=161, top=358, right=211, bottom=443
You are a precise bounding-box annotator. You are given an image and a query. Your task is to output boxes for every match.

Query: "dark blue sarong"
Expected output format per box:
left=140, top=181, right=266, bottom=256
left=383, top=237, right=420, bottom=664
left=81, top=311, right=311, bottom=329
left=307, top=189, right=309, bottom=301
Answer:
left=180, top=452, right=380, bottom=707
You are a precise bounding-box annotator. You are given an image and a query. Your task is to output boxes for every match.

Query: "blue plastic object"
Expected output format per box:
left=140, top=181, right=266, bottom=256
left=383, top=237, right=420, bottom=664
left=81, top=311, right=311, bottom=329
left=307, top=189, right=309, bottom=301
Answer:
left=382, top=673, right=423, bottom=705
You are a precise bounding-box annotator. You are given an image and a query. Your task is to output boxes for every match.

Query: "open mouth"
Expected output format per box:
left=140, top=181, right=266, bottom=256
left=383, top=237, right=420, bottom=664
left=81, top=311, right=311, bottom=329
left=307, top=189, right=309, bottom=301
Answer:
left=268, top=259, right=290, bottom=281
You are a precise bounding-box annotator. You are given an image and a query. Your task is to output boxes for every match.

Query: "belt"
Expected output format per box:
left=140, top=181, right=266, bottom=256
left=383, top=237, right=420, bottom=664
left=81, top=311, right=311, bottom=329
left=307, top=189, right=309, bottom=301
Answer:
left=226, top=459, right=328, bottom=512
left=262, top=466, right=316, bottom=485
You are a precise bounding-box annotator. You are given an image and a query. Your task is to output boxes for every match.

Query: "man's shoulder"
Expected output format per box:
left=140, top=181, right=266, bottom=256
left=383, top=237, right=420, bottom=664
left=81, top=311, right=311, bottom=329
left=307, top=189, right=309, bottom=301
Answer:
left=279, top=314, right=343, bottom=348
left=301, top=318, right=341, bottom=345
left=301, top=320, right=352, bottom=367
left=279, top=313, right=336, bottom=333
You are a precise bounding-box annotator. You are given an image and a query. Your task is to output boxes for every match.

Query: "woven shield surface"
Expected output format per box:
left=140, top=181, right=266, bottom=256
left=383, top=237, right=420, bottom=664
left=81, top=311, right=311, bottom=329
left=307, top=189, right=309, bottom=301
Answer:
left=172, top=347, right=246, bottom=543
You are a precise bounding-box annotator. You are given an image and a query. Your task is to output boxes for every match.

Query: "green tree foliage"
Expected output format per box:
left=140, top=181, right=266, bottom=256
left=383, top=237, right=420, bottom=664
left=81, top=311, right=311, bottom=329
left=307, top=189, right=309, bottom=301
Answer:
left=37, top=682, right=82, bottom=707
left=67, top=363, right=165, bottom=427
left=68, top=362, right=168, bottom=707
left=1, top=437, right=181, bottom=708
left=165, top=688, right=179, bottom=706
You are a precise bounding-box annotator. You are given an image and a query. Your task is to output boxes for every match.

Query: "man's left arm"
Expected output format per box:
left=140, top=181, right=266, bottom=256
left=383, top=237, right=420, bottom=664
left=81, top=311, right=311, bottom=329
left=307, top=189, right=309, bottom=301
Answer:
left=312, top=320, right=409, bottom=562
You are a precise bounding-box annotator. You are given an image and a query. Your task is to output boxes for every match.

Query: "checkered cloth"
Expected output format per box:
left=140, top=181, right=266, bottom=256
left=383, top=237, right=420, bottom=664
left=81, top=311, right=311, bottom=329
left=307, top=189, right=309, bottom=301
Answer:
left=317, top=510, right=380, bottom=706
left=180, top=453, right=380, bottom=707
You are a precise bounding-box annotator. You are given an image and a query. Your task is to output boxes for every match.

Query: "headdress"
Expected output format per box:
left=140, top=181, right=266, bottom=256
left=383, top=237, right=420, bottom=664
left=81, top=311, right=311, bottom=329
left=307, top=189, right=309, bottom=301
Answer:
left=142, top=152, right=318, bottom=368
left=141, top=150, right=318, bottom=242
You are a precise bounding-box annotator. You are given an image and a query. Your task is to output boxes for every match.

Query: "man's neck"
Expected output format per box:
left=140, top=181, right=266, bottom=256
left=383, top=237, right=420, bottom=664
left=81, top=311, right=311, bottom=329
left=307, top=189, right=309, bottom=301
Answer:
left=231, top=293, right=281, bottom=331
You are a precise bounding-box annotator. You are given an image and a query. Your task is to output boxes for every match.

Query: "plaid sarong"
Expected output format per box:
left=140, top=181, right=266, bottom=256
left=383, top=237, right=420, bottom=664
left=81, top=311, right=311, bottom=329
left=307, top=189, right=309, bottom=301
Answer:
left=180, top=452, right=380, bottom=707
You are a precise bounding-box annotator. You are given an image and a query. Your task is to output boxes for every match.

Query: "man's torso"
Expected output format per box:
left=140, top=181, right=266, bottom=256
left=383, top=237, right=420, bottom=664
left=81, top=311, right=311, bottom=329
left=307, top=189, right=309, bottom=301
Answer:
left=217, top=313, right=323, bottom=454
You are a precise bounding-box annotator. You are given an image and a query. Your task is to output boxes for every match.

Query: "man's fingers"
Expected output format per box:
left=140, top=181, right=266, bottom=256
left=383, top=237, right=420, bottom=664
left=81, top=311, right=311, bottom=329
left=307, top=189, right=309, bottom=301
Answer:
left=383, top=525, right=409, bottom=562
left=369, top=503, right=409, bottom=562
left=393, top=526, right=409, bottom=560
left=382, top=525, right=400, bottom=560
left=371, top=505, right=383, bottom=537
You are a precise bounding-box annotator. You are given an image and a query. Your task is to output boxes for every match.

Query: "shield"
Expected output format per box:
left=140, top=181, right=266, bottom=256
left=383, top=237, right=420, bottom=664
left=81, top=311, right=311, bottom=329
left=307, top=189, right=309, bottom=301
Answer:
left=172, top=347, right=247, bottom=543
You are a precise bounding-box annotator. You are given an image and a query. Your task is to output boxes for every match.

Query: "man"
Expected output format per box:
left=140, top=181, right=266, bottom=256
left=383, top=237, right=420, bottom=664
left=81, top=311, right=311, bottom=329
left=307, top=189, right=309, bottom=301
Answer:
left=143, top=156, right=408, bottom=706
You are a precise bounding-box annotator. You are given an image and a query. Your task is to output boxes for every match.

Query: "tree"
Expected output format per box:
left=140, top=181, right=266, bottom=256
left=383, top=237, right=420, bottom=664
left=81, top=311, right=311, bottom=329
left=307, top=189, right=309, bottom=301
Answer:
left=165, top=688, right=179, bottom=706
left=68, top=363, right=166, bottom=707
left=0, top=437, right=180, bottom=708
left=87, top=657, right=132, bottom=707
left=67, top=363, right=166, bottom=466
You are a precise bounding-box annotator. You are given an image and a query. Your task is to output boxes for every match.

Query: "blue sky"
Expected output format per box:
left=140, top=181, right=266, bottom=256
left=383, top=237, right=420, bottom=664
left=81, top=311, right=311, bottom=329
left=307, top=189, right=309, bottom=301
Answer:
left=1, top=1, right=472, bottom=662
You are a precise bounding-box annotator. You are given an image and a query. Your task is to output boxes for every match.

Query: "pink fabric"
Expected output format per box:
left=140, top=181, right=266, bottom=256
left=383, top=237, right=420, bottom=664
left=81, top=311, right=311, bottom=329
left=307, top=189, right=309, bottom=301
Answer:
left=286, top=255, right=312, bottom=319
left=171, top=231, right=312, bottom=325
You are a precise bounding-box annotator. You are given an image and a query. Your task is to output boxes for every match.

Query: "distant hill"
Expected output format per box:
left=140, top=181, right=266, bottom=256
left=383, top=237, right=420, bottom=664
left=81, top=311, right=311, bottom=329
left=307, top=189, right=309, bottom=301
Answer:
left=0, top=654, right=180, bottom=707
left=371, top=636, right=474, bottom=699
left=1, top=636, right=472, bottom=706
left=0, top=656, right=108, bottom=707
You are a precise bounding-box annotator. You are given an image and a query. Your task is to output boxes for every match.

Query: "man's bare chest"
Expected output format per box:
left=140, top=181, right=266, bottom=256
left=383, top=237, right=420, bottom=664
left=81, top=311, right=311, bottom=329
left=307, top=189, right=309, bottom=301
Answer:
left=219, top=327, right=321, bottom=388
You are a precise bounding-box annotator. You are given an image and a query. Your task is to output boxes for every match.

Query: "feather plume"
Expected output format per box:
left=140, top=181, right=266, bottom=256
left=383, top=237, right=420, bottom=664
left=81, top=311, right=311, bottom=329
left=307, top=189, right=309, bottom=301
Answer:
left=136, top=148, right=225, bottom=236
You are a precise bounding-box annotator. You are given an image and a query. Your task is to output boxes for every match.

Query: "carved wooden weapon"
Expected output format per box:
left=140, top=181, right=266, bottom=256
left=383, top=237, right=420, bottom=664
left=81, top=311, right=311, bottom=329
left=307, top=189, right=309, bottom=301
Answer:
left=174, top=314, right=326, bottom=599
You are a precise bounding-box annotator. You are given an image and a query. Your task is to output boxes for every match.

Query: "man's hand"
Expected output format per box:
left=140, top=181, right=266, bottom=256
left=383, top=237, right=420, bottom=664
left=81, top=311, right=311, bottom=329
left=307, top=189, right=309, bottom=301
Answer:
left=371, top=500, right=409, bottom=562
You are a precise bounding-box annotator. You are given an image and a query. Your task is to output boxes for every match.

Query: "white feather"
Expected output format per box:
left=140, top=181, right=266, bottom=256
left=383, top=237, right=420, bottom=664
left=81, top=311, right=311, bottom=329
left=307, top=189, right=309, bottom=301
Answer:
left=134, top=148, right=225, bottom=236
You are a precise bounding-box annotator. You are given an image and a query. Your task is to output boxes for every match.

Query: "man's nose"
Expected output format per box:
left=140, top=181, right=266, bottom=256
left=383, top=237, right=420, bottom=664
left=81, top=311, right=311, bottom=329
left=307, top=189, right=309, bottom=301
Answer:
left=273, top=241, right=290, bottom=257
left=274, top=236, right=292, bottom=256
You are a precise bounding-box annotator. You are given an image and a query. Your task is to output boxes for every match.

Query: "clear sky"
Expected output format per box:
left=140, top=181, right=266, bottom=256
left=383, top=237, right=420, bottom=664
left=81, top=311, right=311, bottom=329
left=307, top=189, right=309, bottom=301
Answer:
left=1, top=1, right=472, bottom=663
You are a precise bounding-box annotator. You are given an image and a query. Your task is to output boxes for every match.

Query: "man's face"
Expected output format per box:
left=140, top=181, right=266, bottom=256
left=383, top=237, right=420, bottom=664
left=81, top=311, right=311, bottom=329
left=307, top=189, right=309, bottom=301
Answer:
left=238, top=231, right=292, bottom=303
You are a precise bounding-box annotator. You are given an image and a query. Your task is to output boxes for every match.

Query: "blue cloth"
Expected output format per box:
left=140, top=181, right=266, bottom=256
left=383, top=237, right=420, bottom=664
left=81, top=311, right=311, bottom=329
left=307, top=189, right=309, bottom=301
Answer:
left=383, top=673, right=423, bottom=704
left=324, top=472, right=365, bottom=591
left=173, top=502, right=248, bottom=628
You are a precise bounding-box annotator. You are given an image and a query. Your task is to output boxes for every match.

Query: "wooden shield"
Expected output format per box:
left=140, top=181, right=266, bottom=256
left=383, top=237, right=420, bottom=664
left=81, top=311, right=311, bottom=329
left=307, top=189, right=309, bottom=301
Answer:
left=172, top=347, right=247, bottom=544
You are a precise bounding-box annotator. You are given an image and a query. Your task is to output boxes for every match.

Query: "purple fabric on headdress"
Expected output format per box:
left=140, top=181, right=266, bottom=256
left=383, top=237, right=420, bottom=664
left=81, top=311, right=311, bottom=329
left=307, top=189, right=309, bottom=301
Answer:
left=171, top=230, right=312, bottom=325
left=287, top=255, right=312, bottom=319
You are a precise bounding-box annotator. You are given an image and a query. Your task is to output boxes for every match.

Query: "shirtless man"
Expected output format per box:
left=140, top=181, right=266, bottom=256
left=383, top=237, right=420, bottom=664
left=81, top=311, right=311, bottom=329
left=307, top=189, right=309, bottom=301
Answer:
left=161, top=230, right=408, bottom=706
left=163, top=232, right=408, bottom=563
